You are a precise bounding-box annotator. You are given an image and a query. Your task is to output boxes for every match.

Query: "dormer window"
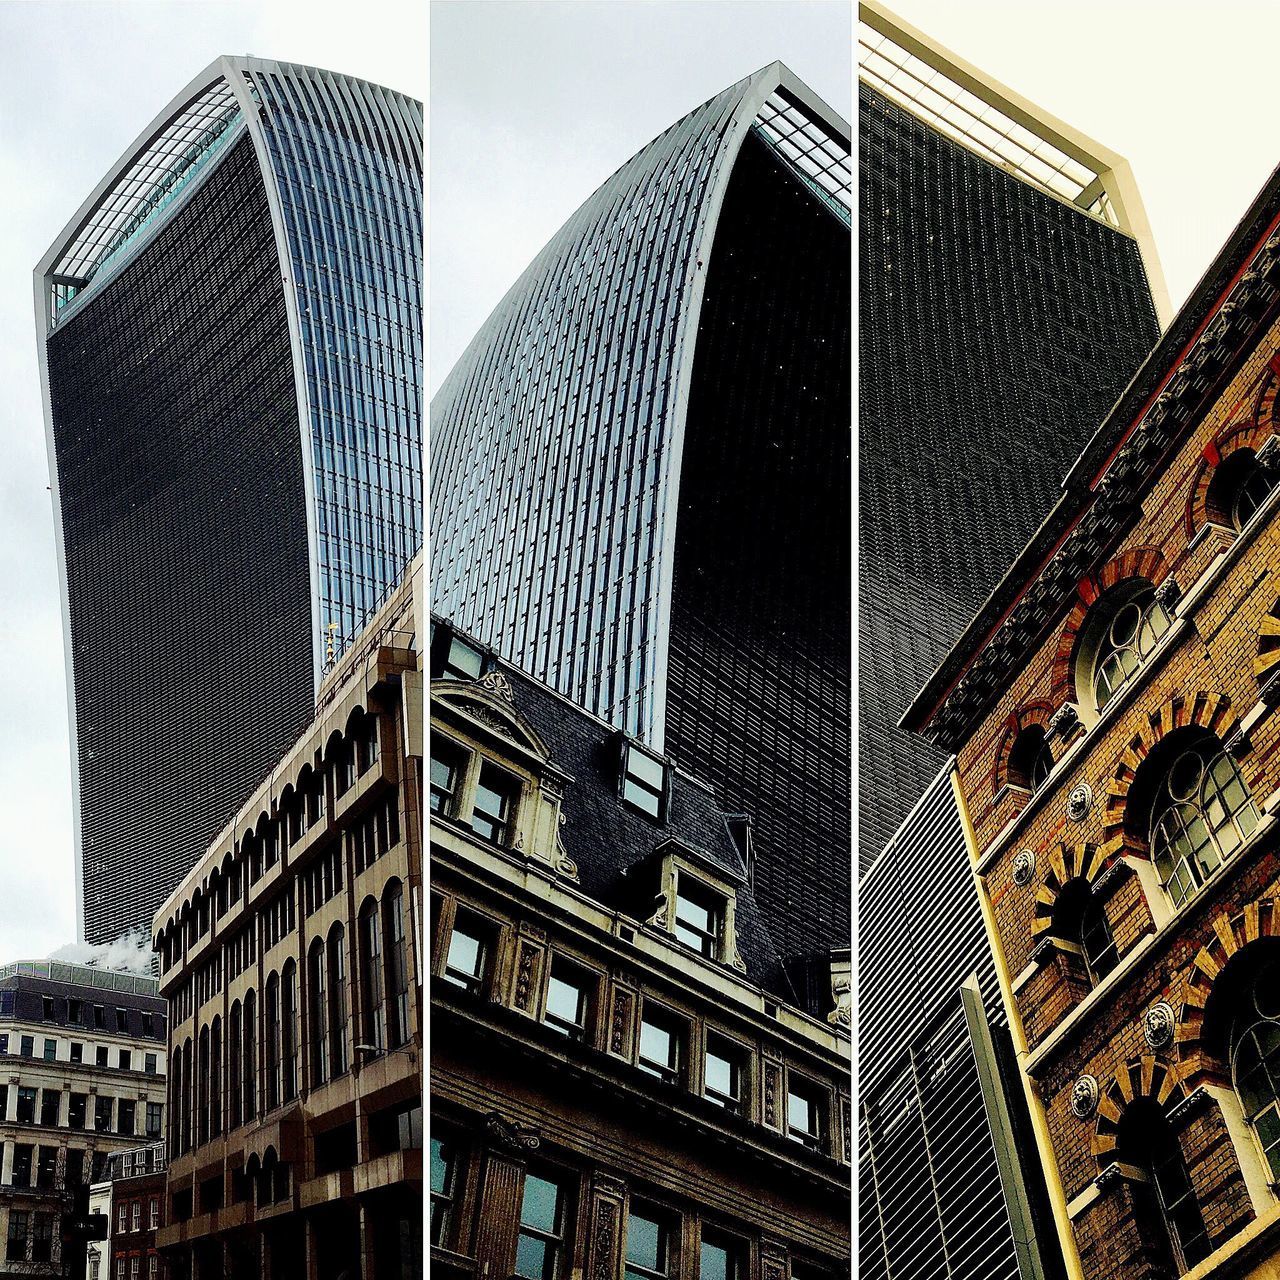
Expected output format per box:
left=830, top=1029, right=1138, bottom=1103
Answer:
left=622, top=742, right=666, bottom=819
left=430, top=741, right=466, bottom=815
left=471, top=764, right=518, bottom=845
left=674, top=876, right=723, bottom=957
left=442, top=635, right=484, bottom=681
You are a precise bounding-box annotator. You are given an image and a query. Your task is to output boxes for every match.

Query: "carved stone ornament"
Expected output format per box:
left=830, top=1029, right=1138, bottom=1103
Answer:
left=1095, top=1162, right=1125, bottom=1191
left=1154, top=576, right=1182, bottom=610
left=1168, top=1086, right=1212, bottom=1125
left=828, top=974, right=851, bottom=1028
left=483, top=1112, right=541, bottom=1152
left=1012, top=849, right=1036, bottom=886
left=1070, top=1074, right=1099, bottom=1119
left=1048, top=702, right=1081, bottom=738
left=646, top=897, right=669, bottom=930
left=477, top=669, right=516, bottom=703
left=1066, top=783, right=1094, bottom=824
left=1144, top=1001, right=1176, bottom=1050
left=1257, top=433, right=1280, bottom=475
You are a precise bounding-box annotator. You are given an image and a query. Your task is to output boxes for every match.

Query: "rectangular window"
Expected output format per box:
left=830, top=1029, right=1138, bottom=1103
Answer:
left=149, top=1199, right=159, bottom=1229
left=69, top=999, right=82, bottom=1024
left=95, top=1095, right=114, bottom=1133
left=69, top=1094, right=87, bottom=1129
left=130, top=1257, right=140, bottom=1280
left=15, top=1088, right=35, bottom=1124
left=443, top=916, right=488, bottom=993
left=20, top=1035, right=32, bottom=1058
left=6, top=1209, right=27, bottom=1260
left=41, top=997, right=53, bottom=1021
left=787, top=1076, right=824, bottom=1150
left=443, top=635, right=484, bottom=680
left=119, top=1049, right=132, bottom=1072
left=622, top=743, right=665, bottom=819
left=30, top=1214, right=51, bottom=1264
left=515, top=1171, right=567, bottom=1279
left=429, top=741, right=465, bottom=816
left=93, top=1005, right=105, bottom=1029
left=543, top=961, right=590, bottom=1039
left=471, top=764, right=518, bottom=844
left=119, top=1099, right=136, bottom=1136
left=625, top=1205, right=672, bottom=1280
left=118, top=1204, right=127, bottom=1233
left=704, top=1037, right=743, bottom=1111
left=674, top=878, right=723, bottom=958
left=70, top=1041, right=83, bottom=1063
left=0, top=1086, right=6, bottom=1121
left=131, top=1202, right=141, bottom=1232
left=36, top=1147, right=56, bottom=1189
left=148, top=1257, right=158, bottom=1280
left=39, top=1090, right=59, bottom=1127
left=429, top=1136, right=455, bottom=1247
left=637, top=1008, right=683, bottom=1083
left=146, top=1102, right=163, bottom=1139
left=144, top=1053, right=157, bottom=1076
left=116, top=1010, right=128, bottom=1033
left=11, top=1144, right=32, bottom=1188
left=96, top=1046, right=108, bottom=1067
left=0, top=1034, right=7, bottom=1055
left=141, top=1013, right=153, bottom=1037
left=699, top=1232, right=742, bottom=1280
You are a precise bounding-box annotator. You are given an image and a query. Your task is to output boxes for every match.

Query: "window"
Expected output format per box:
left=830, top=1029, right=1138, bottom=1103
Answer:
left=266, top=973, right=281, bottom=1111
left=20, top=1035, right=32, bottom=1058
left=119, top=1049, right=131, bottom=1071
left=42, top=1038, right=55, bottom=1061
left=149, top=1198, right=160, bottom=1229
left=141, top=1012, right=153, bottom=1037
left=360, top=900, right=386, bottom=1051
left=0, top=1086, right=6, bottom=1121
left=543, top=961, right=590, bottom=1039
left=637, top=1008, right=683, bottom=1084
left=625, top=1206, right=673, bottom=1280
left=385, top=882, right=410, bottom=1049
left=704, top=1037, right=743, bottom=1111
left=1207, top=448, right=1274, bottom=532
left=147, top=1102, right=163, bottom=1140
left=471, top=763, right=518, bottom=844
left=35, top=1147, right=56, bottom=1189
left=6, top=1209, right=27, bottom=1261
left=11, top=1144, right=32, bottom=1187
left=68, top=1093, right=87, bottom=1129
left=787, top=1076, right=825, bottom=1149
left=515, top=1171, right=567, bottom=1279
left=131, top=1257, right=140, bottom=1280
left=1053, top=880, right=1118, bottom=988
left=442, top=634, right=484, bottom=680
left=39, top=1090, right=59, bottom=1127
left=430, top=1136, right=456, bottom=1247
left=93, top=1005, right=105, bottom=1029
left=65, top=1149, right=84, bottom=1186
left=1008, top=724, right=1054, bottom=791
left=16, top=1087, right=36, bottom=1124
left=118, top=1204, right=128, bottom=1233
left=622, top=743, right=665, bottom=819
left=30, top=1214, right=51, bottom=1263
left=328, top=925, right=349, bottom=1077
left=699, top=1231, right=742, bottom=1280
left=148, top=1258, right=158, bottom=1280
left=430, top=741, right=465, bottom=816
left=144, top=1053, right=157, bottom=1075
left=1088, top=587, right=1171, bottom=710
left=116, top=1009, right=128, bottom=1033
left=1230, top=957, right=1280, bottom=1180
left=96, top=1095, right=114, bottom=1133
left=0, top=1034, right=7, bottom=1055
left=131, top=1201, right=141, bottom=1232
left=242, top=989, right=256, bottom=1121
left=119, top=1098, right=136, bottom=1136
left=674, top=878, right=723, bottom=957
left=1150, top=744, right=1259, bottom=907
left=281, top=962, right=298, bottom=1103
left=443, top=915, right=489, bottom=993
left=71, top=1042, right=83, bottom=1063
left=97, top=1046, right=109, bottom=1067
left=41, top=997, right=53, bottom=1020
left=309, top=941, right=329, bottom=1087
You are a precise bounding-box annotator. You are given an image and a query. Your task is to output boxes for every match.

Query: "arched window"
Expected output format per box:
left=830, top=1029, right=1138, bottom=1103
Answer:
left=1208, top=448, right=1274, bottom=532
left=265, top=972, right=281, bottom=1112
left=309, top=940, right=328, bottom=1087
left=282, top=961, right=298, bottom=1103
left=1082, top=585, right=1172, bottom=711
left=1116, top=1099, right=1210, bottom=1271
left=181, top=1039, right=193, bottom=1154
left=328, top=925, right=349, bottom=1077
left=210, top=1017, right=222, bottom=1138
left=1230, top=954, right=1280, bottom=1180
left=169, top=1046, right=182, bottom=1158
left=242, top=989, right=257, bottom=1123
left=1149, top=743, right=1258, bottom=908
left=228, top=1002, right=242, bottom=1129
left=1053, top=880, right=1117, bottom=987
left=360, top=899, right=385, bottom=1053
left=1008, top=724, right=1054, bottom=792
left=384, top=881, right=410, bottom=1049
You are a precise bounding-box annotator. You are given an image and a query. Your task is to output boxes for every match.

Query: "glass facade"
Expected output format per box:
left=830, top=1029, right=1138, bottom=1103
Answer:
left=38, top=58, right=422, bottom=942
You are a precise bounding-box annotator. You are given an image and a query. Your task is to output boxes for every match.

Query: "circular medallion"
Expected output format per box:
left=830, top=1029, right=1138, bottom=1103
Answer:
left=1144, top=1001, right=1176, bottom=1049
left=1012, top=850, right=1036, bottom=886
left=1070, top=1075, right=1099, bottom=1119
left=1067, top=783, right=1094, bottom=823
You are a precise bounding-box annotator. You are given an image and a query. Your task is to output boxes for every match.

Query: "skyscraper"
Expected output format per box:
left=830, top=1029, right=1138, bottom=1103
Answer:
left=431, top=62, right=850, bottom=982
left=35, top=56, right=422, bottom=944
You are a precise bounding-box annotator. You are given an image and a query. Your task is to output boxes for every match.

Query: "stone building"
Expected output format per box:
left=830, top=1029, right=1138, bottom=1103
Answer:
left=152, top=562, right=422, bottom=1280
left=904, top=161, right=1280, bottom=1277
left=104, top=1143, right=166, bottom=1280
left=429, top=618, right=851, bottom=1277
left=0, top=961, right=167, bottom=1279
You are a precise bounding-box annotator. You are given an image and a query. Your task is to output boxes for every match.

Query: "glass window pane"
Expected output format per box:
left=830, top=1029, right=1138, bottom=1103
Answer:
left=626, top=1211, right=662, bottom=1269
left=623, top=779, right=661, bottom=816
left=520, top=1173, right=561, bottom=1232
left=546, top=975, right=584, bottom=1027
left=700, top=1240, right=729, bottom=1280
left=447, top=931, right=481, bottom=979
left=640, top=1020, right=672, bottom=1067
left=515, top=1234, right=553, bottom=1280
left=627, top=749, right=665, bottom=790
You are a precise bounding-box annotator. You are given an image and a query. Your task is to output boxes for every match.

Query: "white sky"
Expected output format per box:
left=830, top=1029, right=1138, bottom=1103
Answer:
left=0, top=0, right=424, bottom=964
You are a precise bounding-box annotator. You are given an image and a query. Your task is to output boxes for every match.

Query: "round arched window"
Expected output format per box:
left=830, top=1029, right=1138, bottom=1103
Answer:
left=1208, top=449, right=1274, bottom=533
left=1007, top=724, right=1054, bottom=792
left=1150, top=746, right=1258, bottom=907
left=1230, top=958, right=1280, bottom=1180
left=1232, top=462, right=1273, bottom=529
left=1092, top=589, right=1171, bottom=711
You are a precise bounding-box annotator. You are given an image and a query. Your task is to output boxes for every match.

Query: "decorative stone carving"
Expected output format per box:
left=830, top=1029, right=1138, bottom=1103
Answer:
left=1070, top=1074, right=1099, bottom=1119
left=514, top=947, right=537, bottom=1011
left=551, top=844, right=578, bottom=879
left=609, top=991, right=631, bottom=1055
left=730, top=948, right=748, bottom=974
left=1143, top=1001, right=1176, bottom=1050
left=468, top=704, right=514, bottom=735
left=1012, top=849, right=1036, bottom=886
left=483, top=1112, right=540, bottom=1152
left=646, top=897, right=668, bottom=930
left=1092, top=858, right=1130, bottom=895
left=1095, top=1162, right=1124, bottom=1191
left=1225, top=727, right=1252, bottom=760
left=478, top=669, right=516, bottom=703
left=1154, top=576, right=1181, bottom=610
left=828, top=973, right=851, bottom=1028
left=763, top=1061, right=780, bottom=1128
left=1066, top=783, right=1093, bottom=824
left=1048, top=702, right=1080, bottom=739
left=1257, top=433, right=1280, bottom=475
left=591, top=1201, right=618, bottom=1280
left=1168, top=1086, right=1211, bottom=1125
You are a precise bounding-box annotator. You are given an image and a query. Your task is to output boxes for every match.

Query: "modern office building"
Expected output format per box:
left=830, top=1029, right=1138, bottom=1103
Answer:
left=858, top=5, right=1166, bottom=1278
left=905, top=147, right=1280, bottom=1280
left=0, top=961, right=167, bottom=1280
left=430, top=61, right=851, bottom=980
left=429, top=617, right=851, bottom=1275
left=153, top=560, right=422, bottom=1280
left=34, top=56, right=423, bottom=945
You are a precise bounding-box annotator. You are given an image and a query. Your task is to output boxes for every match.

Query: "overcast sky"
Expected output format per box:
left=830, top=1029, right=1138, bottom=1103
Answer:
left=429, top=0, right=852, bottom=394
left=0, top=0, right=423, bottom=964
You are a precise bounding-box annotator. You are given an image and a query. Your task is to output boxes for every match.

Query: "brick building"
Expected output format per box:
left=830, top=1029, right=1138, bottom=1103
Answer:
left=152, top=562, right=422, bottom=1280
left=0, top=961, right=166, bottom=1280
left=105, top=1143, right=165, bottom=1280
left=905, top=161, right=1280, bottom=1277
left=430, top=618, right=851, bottom=1276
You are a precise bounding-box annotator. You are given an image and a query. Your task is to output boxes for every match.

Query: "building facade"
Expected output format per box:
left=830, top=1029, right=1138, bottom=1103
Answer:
left=430, top=62, right=851, bottom=979
left=0, top=962, right=167, bottom=1280
left=105, top=1144, right=166, bottom=1280
left=905, top=155, right=1280, bottom=1277
left=429, top=619, right=851, bottom=1276
left=152, top=562, right=422, bottom=1280
left=35, top=56, right=423, bottom=944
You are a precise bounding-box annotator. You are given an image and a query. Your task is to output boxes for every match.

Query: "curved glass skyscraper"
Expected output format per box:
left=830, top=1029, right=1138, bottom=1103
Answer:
left=35, top=56, right=422, bottom=943
left=432, top=63, right=850, bottom=974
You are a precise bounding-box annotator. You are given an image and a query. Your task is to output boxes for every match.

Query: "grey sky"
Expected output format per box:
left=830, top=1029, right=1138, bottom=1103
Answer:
left=884, top=0, right=1280, bottom=319
left=429, top=0, right=852, bottom=395
left=0, top=1, right=423, bottom=964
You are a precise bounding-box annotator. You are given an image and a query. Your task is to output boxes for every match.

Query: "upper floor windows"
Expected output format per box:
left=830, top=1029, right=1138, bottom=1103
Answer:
left=430, top=741, right=463, bottom=815
left=1007, top=724, right=1054, bottom=792
left=1082, top=585, right=1172, bottom=712
left=543, top=960, right=591, bottom=1040
left=1149, top=743, right=1258, bottom=908
left=1052, top=879, right=1118, bottom=988
left=786, top=1074, right=826, bottom=1150
left=704, top=1035, right=745, bottom=1112
left=673, top=877, right=723, bottom=958
left=429, top=1135, right=456, bottom=1247
left=514, top=1170, right=568, bottom=1280
left=622, top=742, right=666, bottom=820
left=471, top=764, right=519, bottom=845
left=637, top=1005, right=684, bottom=1085
left=1207, top=447, right=1275, bottom=533
left=441, top=634, right=484, bottom=681
left=1227, top=956, right=1280, bottom=1182
left=443, top=913, right=490, bottom=994
left=700, top=1231, right=744, bottom=1280
left=625, top=1205, right=674, bottom=1280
